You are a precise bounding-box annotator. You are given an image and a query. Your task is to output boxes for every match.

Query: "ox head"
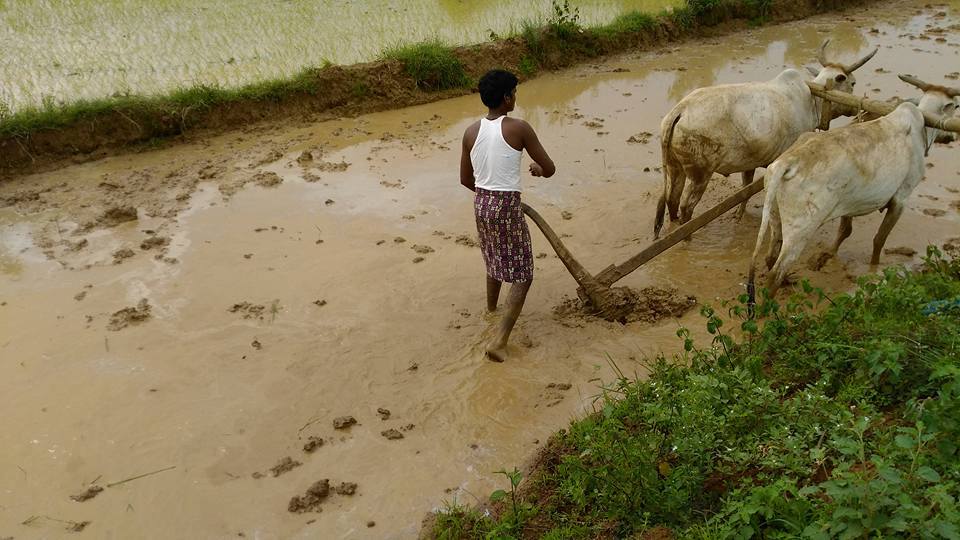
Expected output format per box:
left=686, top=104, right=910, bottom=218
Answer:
left=805, top=40, right=878, bottom=116
left=898, top=74, right=960, bottom=154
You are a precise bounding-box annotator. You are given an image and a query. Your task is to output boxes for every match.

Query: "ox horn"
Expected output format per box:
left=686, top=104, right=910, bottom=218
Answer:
left=817, top=39, right=831, bottom=66
left=898, top=74, right=932, bottom=92
left=844, top=47, right=878, bottom=73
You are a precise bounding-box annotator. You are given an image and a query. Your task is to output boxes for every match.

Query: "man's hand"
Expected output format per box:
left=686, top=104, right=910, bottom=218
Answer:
left=529, top=163, right=544, bottom=177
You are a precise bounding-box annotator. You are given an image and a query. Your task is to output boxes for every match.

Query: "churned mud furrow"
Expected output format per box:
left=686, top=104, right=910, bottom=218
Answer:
left=1, top=0, right=960, bottom=537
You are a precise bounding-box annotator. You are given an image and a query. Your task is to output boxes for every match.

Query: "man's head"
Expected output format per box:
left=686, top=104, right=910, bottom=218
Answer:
left=478, top=70, right=518, bottom=111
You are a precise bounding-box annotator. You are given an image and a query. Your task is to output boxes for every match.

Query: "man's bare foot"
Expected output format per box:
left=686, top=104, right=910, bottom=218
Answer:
left=486, top=344, right=508, bottom=362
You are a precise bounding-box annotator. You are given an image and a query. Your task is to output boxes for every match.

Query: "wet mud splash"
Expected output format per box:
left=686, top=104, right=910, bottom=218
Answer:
left=554, top=286, right=697, bottom=324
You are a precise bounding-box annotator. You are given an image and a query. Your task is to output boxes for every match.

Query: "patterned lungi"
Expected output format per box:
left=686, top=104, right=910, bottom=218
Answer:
left=474, top=188, right=533, bottom=283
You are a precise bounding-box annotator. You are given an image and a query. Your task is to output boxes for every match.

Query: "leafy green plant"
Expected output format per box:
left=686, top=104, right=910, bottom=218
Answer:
left=433, top=249, right=960, bottom=538
left=518, top=56, right=537, bottom=77
left=489, top=468, right=536, bottom=537
left=549, top=0, right=581, bottom=39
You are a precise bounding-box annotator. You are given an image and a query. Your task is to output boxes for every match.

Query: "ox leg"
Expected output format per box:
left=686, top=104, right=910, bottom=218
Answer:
left=734, top=169, right=755, bottom=222
left=870, top=200, right=905, bottom=265
left=666, top=164, right=686, bottom=222
left=831, top=216, right=854, bottom=257
left=679, top=170, right=711, bottom=224
left=766, top=224, right=816, bottom=300
left=764, top=205, right=783, bottom=270
left=654, top=163, right=686, bottom=239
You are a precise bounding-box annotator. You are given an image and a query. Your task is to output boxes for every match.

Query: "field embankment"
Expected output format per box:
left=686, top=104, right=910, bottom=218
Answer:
left=426, top=246, right=960, bottom=539
left=0, top=0, right=867, bottom=175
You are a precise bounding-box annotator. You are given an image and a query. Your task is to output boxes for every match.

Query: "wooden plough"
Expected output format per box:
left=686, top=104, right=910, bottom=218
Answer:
left=522, top=83, right=960, bottom=321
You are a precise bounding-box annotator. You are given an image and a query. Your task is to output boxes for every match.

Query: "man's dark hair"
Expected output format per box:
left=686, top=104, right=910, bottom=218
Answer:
left=478, top=70, right=518, bottom=108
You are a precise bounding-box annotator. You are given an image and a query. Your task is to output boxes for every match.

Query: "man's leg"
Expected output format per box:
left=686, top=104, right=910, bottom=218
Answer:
left=486, top=279, right=532, bottom=362
left=486, top=275, right=502, bottom=312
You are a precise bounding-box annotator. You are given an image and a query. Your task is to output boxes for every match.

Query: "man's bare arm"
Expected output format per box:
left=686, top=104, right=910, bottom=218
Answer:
left=521, top=122, right=555, bottom=178
left=460, top=129, right=476, bottom=191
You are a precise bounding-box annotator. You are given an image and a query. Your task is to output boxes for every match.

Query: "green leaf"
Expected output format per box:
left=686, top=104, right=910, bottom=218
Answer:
left=916, top=466, right=941, bottom=483
left=934, top=520, right=960, bottom=540
left=877, top=466, right=902, bottom=484
left=894, top=434, right=916, bottom=449
left=489, top=489, right=507, bottom=502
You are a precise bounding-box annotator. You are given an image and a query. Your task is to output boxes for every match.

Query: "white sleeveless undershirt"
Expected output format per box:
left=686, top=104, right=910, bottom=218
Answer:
left=470, top=116, right=522, bottom=192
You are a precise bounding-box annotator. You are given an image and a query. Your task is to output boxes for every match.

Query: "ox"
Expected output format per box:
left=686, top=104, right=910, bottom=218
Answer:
left=654, top=41, right=878, bottom=238
left=746, top=75, right=958, bottom=304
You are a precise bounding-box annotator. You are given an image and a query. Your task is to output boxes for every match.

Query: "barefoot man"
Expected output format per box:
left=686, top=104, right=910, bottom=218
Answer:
left=459, top=70, right=556, bottom=362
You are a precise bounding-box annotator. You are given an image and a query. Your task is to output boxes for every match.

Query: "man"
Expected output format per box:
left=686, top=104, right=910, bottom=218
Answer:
left=459, top=70, right=556, bottom=362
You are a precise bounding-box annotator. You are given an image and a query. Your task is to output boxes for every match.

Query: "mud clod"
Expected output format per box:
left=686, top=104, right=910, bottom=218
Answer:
left=67, top=521, right=91, bottom=533
left=377, top=408, right=391, bottom=420
left=455, top=234, right=477, bottom=248
left=333, top=416, right=357, bottom=430
left=923, top=208, right=946, bottom=217
left=229, top=302, right=266, bottom=320
left=288, top=479, right=330, bottom=513
left=412, top=257, right=425, bottom=263
left=254, top=171, right=283, bottom=188
left=313, top=299, right=327, bottom=307
left=74, top=291, right=87, bottom=301
left=367, top=521, right=376, bottom=528
left=270, top=456, right=302, bottom=477
left=303, top=436, right=325, bottom=453
left=412, top=245, right=434, bottom=254
left=394, top=237, right=407, bottom=243
left=251, top=339, right=262, bottom=350
left=335, top=482, right=357, bottom=496
left=70, top=485, right=103, bottom=502
left=547, top=383, right=572, bottom=391
left=561, top=211, right=573, bottom=220
left=381, top=429, right=404, bottom=440
left=885, top=246, right=917, bottom=257
left=555, top=286, right=696, bottom=324
left=99, top=206, right=138, bottom=227
left=627, top=132, right=654, bottom=144
left=112, top=248, right=135, bottom=264
left=140, top=236, right=170, bottom=251
left=107, top=299, right=152, bottom=331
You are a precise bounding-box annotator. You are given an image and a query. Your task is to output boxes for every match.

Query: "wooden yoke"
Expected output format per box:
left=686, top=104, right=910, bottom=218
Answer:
left=807, top=82, right=960, bottom=133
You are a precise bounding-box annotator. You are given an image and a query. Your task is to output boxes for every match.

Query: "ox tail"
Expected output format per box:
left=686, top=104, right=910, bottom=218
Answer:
left=654, top=111, right=683, bottom=239
left=747, top=161, right=788, bottom=315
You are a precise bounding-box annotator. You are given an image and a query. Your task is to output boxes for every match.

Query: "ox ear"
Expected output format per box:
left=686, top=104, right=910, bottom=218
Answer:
left=805, top=65, right=819, bottom=77
left=834, top=73, right=847, bottom=83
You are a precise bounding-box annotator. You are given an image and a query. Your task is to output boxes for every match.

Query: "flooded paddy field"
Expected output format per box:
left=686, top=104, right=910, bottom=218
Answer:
left=0, top=0, right=677, bottom=113
left=2, top=0, right=960, bottom=537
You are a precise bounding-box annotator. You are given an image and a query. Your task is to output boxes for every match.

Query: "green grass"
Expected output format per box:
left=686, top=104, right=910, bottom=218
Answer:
left=432, top=247, right=960, bottom=538
left=597, top=10, right=659, bottom=37
left=381, top=40, right=471, bottom=91
left=0, top=67, right=326, bottom=138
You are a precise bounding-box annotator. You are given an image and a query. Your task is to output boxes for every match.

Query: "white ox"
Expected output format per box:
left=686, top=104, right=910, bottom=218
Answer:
left=654, top=41, right=877, bottom=238
left=746, top=75, right=958, bottom=303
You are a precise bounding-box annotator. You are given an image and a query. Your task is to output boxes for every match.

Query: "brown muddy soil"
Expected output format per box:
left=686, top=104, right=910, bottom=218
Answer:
left=3, top=1, right=960, bottom=538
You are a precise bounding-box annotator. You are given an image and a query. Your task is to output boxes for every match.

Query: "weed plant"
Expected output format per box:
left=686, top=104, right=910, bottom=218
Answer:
left=433, top=247, right=960, bottom=538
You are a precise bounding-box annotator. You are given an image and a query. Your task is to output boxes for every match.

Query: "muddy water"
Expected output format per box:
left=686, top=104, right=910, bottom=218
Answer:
left=3, top=1, right=960, bottom=537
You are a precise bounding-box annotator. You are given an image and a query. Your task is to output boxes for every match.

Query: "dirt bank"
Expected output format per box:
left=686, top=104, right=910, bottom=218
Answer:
left=0, top=0, right=869, bottom=177
left=2, top=0, right=960, bottom=537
